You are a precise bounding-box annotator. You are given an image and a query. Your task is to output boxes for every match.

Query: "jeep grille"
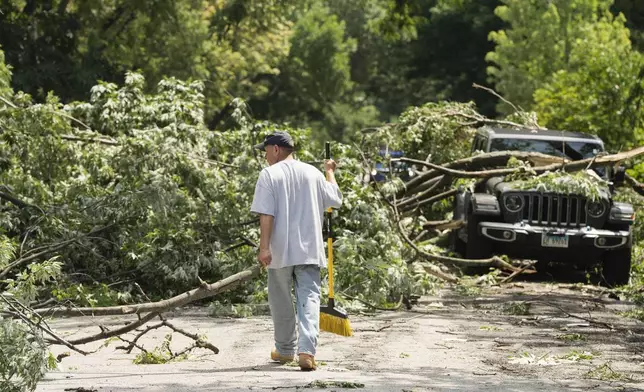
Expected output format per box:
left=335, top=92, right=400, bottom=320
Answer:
left=521, top=194, right=587, bottom=227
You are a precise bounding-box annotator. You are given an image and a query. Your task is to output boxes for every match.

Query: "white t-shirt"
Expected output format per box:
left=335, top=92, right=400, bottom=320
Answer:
left=250, top=159, right=343, bottom=269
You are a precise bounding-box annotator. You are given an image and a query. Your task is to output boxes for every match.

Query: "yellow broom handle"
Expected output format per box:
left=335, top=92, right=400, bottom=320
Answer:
left=327, top=209, right=334, bottom=300
left=325, top=141, right=334, bottom=300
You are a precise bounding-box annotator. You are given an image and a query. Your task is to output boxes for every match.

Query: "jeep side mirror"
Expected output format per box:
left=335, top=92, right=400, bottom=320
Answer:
left=613, top=165, right=626, bottom=185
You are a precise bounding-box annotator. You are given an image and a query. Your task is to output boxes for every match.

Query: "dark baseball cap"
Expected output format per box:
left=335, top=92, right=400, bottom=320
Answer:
left=253, top=131, right=295, bottom=150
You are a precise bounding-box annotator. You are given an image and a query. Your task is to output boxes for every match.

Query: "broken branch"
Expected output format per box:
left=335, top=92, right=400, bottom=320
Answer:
left=1, top=294, right=92, bottom=355
left=400, top=151, right=563, bottom=196
left=0, top=225, right=115, bottom=279
left=61, top=134, right=119, bottom=146
left=625, top=174, right=644, bottom=197
left=399, top=188, right=459, bottom=212
left=0, top=190, right=44, bottom=212
left=35, top=265, right=261, bottom=317
left=422, top=220, right=464, bottom=231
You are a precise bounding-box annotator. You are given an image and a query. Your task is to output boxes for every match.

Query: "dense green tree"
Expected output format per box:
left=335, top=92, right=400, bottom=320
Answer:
left=0, top=0, right=298, bottom=123
left=322, top=0, right=503, bottom=123
left=486, top=0, right=615, bottom=113
left=533, top=13, right=644, bottom=150
left=0, top=49, right=11, bottom=97
left=249, top=3, right=364, bottom=142
left=260, top=0, right=506, bottom=142
left=404, top=0, right=503, bottom=116
left=613, top=0, right=644, bottom=50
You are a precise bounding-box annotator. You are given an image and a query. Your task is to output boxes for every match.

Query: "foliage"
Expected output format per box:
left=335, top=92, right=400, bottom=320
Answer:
left=408, top=0, right=503, bottom=116
left=287, top=5, right=356, bottom=113
left=0, top=0, right=296, bottom=122
left=612, top=0, right=644, bottom=51
left=584, top=362, right=633, bottom=381
left=510, top=171, right=611, bottom=201
left=305, top=380, right=365, bottom=389
left=0, top=235, right=16, bottom=270
left=533, top=12, right=644, bottom=150
left=4, top=258, right=63, bottom=305
left=51, top=283, right=132, bottom=308
left=0, top=48, right=11, bottom=98
left=453, top=276, right=483, bottom=296
left=487, top=0, right=615, bottom=113
left=559, top=350, right=595, bottom=361
left=0, top=63, right=448, bottom=309
left=508, top=351, right=559, bottom=366
left=0, top=318, right=49, bottom=392
left=502, top=301, right=531, bottom=315
left=0, top=0, right=511, bottom=142
left=332, top=0, right=505, bottom=121
left=133, top=333, right=185, bottom=365
left=502, top=156, right=538, bottom=182
left=381, top=101, right=479, bottom=164
left=1, top=0, right=643, bottom=149
left=479, top=325, right=503, bottom=331
left=556, top=333, right=586, bottom=342
left=1, top=2, right=644, bottom=388
left=316, top=132, right=441, bottom=304
left=619, top=308, right=644, bottom=321
left=0, top=71, right=260, bottom=297
left=255, top=3, right=360, bottom=142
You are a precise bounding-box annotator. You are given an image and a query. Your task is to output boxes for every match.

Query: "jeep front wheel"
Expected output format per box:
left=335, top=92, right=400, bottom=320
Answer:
left=465, top=213, right=492, bottom=260
left=602, top=248, right=631, bottom=287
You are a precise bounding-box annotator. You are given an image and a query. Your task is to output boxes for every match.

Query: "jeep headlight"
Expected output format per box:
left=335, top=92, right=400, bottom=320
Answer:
left=586, top=201, right=606, bottom=218
left=504, top=194, right=524, bottom=213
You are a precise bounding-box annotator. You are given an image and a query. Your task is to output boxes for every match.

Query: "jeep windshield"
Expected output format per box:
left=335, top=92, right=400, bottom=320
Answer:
left=489, top=138, right=603, bottom=161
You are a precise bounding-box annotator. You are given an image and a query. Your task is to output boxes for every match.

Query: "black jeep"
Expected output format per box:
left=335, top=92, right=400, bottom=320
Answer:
left=452, top=126, right=635, bottom=285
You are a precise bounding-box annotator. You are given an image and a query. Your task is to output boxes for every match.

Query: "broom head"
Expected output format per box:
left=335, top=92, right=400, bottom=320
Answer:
left=320, top=299, right=352, bottom=337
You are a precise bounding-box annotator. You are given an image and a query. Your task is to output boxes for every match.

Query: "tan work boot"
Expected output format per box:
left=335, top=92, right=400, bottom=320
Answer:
left=298, top=353, right=317, bottom=371
left=270, top=349, right=295, bottom=364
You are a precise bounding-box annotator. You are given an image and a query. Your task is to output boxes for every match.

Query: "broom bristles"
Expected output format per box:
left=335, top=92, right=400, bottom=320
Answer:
left=320, top=312, right=353, bottom=337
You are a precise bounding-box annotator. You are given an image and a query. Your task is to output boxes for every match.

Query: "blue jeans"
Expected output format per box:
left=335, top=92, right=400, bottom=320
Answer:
left=268, top=265, right=321, bottom=356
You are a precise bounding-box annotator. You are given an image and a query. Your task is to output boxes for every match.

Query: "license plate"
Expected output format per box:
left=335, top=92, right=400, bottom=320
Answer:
left=541, top=233, right=569, bottom=248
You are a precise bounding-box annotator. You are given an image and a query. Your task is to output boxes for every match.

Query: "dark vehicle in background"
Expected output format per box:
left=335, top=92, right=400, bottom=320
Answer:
left=373, top=149, right=414, bottom=182
left=452, top=126, right=635, bottom=286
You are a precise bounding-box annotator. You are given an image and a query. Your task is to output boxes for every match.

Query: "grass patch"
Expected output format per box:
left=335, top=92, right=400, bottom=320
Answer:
left=480, top=325, right=504, bottom=331
left=619, top=309, right=644, bottom=322
left=508, top=351, right=558, bottom=365
left=556, top=333, right=586, bottom=342
left=558, top=350, right=595, bottom=362
left=305, top=380, right=365, bottom=388
left=585, top=363, right=633, bottom=382
left=502, top=301, right=531, bottom=315
left=454, top=284, right=482, bottom=297
left=134, top=351, right=187, bottom=365
left=133, top=334, right=187, bottom=365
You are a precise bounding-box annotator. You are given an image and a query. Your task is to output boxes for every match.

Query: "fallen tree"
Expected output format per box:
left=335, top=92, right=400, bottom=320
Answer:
left=354, top=104, right=644, bottom=286
left=394, top=147, right=644, bottom=211
left=34, top=265, right=260, bottom=318
left=398, top=150, right=565, bottom=197
left=380, top=145, right=644, bottom=273
left=3, top=265, right=260, bottom=357
left=1, top=75, right=643, bottom=392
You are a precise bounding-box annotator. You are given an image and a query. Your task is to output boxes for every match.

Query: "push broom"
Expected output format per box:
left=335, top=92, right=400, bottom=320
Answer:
left=319, top=141, right=353, bottom=337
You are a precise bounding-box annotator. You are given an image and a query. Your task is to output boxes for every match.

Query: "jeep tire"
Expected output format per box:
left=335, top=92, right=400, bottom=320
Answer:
left=449, top=230, right=466, bottom=257
left=602, top=248, right=631, bottom=287
left=465, top=212, right=492, bottom=260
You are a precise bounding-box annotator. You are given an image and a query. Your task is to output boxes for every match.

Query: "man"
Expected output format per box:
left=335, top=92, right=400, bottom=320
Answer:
left=250, top=131, right=342, bottom=371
